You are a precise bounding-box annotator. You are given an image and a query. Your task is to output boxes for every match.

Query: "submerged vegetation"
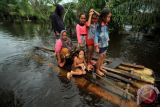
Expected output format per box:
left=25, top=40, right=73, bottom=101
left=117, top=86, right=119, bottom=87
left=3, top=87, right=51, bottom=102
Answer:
left=0, top=0, right=160, bottom=33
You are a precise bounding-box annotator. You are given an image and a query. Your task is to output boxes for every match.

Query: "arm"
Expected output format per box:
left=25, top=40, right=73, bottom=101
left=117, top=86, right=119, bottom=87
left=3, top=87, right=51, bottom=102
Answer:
left=73, top=57, right=80, bottom=67
left=86, top=11, right=94, bottom=27
left=94, top=31, right=99, bottom=53
left=73, top=57, right=84, bottom=68
left=93, top=10, right=100, bottom=16
left=55, top=40, right=64, bottom=67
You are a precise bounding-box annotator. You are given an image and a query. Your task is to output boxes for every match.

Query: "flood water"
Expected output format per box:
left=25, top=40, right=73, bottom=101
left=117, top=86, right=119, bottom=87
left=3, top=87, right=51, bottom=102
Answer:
left=0, top=22, right=159, bottom=107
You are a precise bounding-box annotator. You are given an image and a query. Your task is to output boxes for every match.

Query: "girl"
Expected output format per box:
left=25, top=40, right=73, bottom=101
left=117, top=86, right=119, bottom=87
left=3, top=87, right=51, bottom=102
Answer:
left=67, top=50, right=87, bottom=79
left=94, top=8, right=112, bottom=76
left=76, top=13, right=88, bottom=49
left=86, top=9, right=99, bottom=64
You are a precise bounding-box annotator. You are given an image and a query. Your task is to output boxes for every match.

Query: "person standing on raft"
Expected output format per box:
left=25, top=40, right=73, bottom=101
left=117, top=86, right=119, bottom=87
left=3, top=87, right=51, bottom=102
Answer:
left=94, top=8, right=112, bottom=76
left=50, top=4, right=65, bottom=39
left=86, top=8, right=99, bottom=65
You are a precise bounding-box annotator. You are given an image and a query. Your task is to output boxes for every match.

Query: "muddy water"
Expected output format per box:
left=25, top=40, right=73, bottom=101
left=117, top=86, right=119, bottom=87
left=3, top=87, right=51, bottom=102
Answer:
left=0, top=22, right=159, bottom=107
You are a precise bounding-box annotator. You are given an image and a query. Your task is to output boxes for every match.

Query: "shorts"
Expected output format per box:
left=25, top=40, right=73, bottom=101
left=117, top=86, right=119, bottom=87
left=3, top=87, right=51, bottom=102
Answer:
left=99, top=47, right=108, bottom=54
left=86, top=38, right=94, bottom=46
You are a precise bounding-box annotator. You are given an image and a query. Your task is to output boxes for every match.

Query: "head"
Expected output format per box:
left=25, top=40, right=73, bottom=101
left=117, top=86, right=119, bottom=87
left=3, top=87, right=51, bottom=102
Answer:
left=91, top=13, right=99, bottom=24
left=78, top=50, right=85, bottom=59
left=99, top=8, right=112, bottom=24
left=79, top=13, right=86, bottom=25
left=55, top=4, right=64, bottom=17
left=60, top=30, right=67, bottom=41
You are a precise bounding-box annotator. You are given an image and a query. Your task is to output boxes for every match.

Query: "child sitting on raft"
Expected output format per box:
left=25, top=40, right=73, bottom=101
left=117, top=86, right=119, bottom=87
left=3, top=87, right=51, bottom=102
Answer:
left=67, top=49, right=92, bottom=79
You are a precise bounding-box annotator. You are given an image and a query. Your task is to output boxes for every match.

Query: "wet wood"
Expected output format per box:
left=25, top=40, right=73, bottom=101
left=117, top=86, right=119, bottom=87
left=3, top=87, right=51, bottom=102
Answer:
left=117, top=65, right=153, bottom=76
left=48, top=64, right=140, bottom=107
left=95, top=73, right=135, bottom=98
left=75, top=77, right=140, bottom=107
left=121, top=63, right=145, bottom=69
left=102, top=66, right=141, bottom=81
left=101, top=68, right=144, bottom=88
left=34, top=46, right=54, bottom=52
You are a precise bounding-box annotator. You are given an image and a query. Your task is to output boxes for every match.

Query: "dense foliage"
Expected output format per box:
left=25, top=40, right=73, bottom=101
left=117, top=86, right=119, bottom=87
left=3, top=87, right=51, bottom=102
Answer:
left=0, top=0, right=159, bottom=32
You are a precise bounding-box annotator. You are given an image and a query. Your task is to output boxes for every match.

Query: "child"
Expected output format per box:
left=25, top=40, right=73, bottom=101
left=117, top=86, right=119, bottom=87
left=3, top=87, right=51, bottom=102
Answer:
left=76, top=13, right=88, bottom=49
left=86, top=9, right=99, bottom=64
left=94, top=8, right=112, bottom=76
left=67, top=50, right=92, bottom=79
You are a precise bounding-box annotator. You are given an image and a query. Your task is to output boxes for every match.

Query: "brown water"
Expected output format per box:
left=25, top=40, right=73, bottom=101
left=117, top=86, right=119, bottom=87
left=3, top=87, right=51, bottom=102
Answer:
left=0, top=22, right=159, bottom=107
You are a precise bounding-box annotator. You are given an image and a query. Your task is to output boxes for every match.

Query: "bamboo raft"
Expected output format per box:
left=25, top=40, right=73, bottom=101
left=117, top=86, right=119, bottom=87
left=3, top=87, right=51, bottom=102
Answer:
left=34, top=46, right=158, bottom=106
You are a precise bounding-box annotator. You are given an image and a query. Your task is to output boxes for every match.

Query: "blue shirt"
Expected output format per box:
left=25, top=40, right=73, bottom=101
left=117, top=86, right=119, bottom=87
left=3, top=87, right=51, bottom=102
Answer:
left=94, top=25, right=109, bottom=48
left=88, top=24, right=98, bottom=39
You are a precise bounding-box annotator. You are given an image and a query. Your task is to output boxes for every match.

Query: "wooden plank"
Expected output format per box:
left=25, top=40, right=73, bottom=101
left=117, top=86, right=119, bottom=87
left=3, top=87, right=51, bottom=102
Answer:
left=95, top=74, right=135, bottom=98
left=121, top=63, right=145, bottom=69
left=102, top=66, right=141, bottom=81
left=117, top=65, right=153, bottom=76
left=104, top=66, right=154, bottom=84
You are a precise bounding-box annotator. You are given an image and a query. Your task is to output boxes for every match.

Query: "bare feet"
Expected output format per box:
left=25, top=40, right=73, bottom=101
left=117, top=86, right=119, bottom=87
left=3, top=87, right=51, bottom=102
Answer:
left=67, top=72, right=72, bottom=80
left=100, top=66, right=106, bottom=73
left=96, top=69, right=104, bottom=76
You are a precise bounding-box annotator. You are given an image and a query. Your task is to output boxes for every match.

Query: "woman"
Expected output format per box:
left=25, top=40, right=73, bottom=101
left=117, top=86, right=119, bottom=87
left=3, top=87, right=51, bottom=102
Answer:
left=55, top=30, right=73, bottom=67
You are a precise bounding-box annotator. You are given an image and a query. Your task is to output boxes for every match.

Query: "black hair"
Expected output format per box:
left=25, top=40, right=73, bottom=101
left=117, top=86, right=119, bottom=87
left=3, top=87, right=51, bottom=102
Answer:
left=55, top=4, right=64, bottom=17
left=79, top=13, right=86, bottom=18
left=97, top=8, right=111, bottom=33
left=99, top=8, right=111, bottom=24
left=73, top=49, right=85, bottom=58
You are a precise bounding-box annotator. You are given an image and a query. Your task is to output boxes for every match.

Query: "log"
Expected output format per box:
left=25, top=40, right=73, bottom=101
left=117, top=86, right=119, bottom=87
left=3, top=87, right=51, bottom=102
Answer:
left=102, top=66, right=141, bottom=81
left=103, top=67, right=154, bottom=84
left=100, top=68, right=143, bottom=88
left=49, top=64, right=140, bottom=107
left=95, top=73, right=135, bottom=98
left=117, top=65, right=153, bottom=76
left=34, top=46, right=54, bottom=52
left=121, top=63, right=145, bottom=69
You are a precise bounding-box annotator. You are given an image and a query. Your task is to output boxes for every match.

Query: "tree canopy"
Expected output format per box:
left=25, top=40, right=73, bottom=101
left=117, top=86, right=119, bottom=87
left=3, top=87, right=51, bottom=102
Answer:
left=0, top=0, right=159, bottom=32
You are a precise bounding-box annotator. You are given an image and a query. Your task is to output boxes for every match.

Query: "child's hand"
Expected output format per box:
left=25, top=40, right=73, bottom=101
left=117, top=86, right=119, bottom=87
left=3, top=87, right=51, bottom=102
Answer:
left=96, top=47, right=99, bottom=53
left=55, top=31, right=60, bottom=36
left=79, top=43, right=84, bottom=47
left=87, top=64, right=93, bottom=71
left=89, top=9, right=94, bottom=13
left=89, top=11, right=94, bottom=16
left=79, top=63, right=85, bottom=67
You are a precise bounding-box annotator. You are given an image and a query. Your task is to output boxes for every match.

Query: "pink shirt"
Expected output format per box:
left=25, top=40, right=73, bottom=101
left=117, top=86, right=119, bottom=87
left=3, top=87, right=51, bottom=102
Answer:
left=54, top=39, right=62, bottom=54
left=76, top=23, right=88, bottom=44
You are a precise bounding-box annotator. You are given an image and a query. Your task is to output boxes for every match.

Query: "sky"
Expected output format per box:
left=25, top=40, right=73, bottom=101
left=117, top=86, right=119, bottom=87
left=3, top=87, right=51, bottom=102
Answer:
left=60, top=0, right=77, bottom=4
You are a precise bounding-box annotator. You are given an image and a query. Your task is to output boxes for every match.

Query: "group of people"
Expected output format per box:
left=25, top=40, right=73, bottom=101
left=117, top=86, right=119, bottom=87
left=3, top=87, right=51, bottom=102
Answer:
left=50, top=4, right=112, bottom=79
